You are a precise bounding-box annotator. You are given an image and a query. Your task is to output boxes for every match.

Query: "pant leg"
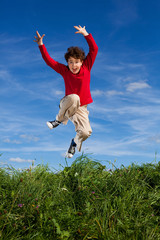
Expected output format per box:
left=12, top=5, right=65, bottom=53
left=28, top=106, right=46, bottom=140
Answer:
left=70, top=105, right=92, bottom=152
left=56, top=94, right=80, bottom=125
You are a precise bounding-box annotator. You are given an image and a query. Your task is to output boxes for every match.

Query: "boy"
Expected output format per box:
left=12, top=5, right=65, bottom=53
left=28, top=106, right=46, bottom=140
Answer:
left=34, top=25, right=98, bottom=158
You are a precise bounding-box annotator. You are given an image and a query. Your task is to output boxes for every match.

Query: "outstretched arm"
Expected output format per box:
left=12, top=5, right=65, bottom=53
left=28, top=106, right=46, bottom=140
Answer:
left=74, top=25, right=89, bottom=37
left=74, top=25, right=98, bottom=70
left=34, top=31, right=45, bottom=46
left=35, top=31, right=65, bottom=75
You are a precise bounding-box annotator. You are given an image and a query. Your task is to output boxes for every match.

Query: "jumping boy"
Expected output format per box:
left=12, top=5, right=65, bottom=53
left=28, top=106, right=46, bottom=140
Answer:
left=34, top=25, right=98, bottom=158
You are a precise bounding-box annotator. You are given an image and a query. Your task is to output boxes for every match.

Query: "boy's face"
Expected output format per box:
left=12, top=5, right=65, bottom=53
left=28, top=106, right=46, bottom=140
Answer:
left=68, top=57, right=83, bottom=74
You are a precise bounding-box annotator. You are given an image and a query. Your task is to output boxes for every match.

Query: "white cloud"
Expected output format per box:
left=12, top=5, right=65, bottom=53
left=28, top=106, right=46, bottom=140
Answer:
left=55, top=90, right=64, bottom=95
left=91, top=90, right=104, bottom=97
left=126, top=81, right=151, bottom=92
left=0, top=69, right=11, bottom=81
left=0, top=34, right=28, bottom=45
left=9, top=157, right=34, bottom=163
left=104, top=65, right=124, bottom=71
left=20, top=134, right=39, bottom=142
left=3, top=138, right=21, bottom=144
left=127, top=119, right=155, bottom=134
left=149, top=135, right=160, bottom=144
left=106, top=90, right=123, bottom=96
left=91, top=103, right=160, bottom=121
left=0, top=139, right=67, bottom=152
left=86, top=136, right=154, bottom=158
left=127, top=63, right=145, bottom=69
left=90, top=122, right=110, bottom=133
left=91, top=89, right=123, bottom=97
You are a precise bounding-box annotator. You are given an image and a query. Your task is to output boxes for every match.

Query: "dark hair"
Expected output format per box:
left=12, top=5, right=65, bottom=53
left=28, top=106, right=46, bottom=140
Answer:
left=64, top=46, right=85, bottom=62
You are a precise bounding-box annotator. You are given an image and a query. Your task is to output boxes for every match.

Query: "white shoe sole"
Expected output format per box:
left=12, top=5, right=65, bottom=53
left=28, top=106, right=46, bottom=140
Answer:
left=65, top=153, right=74, bottom=158
left=46, top=121, right=53, bottom=129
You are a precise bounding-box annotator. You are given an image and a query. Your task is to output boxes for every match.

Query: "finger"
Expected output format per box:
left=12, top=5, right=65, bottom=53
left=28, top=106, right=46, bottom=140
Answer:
left=41, top=34, right=45, bottom=39
left=36, top=31, right=41, bottom=38
left=79, top=25, right=82, bottom=28
left=33, top=37, right=38, bottom=42
left=74, top=26, right=79, bottom=30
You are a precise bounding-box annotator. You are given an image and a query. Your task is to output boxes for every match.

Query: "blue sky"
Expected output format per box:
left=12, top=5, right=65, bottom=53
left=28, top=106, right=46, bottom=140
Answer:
left=1, top=0, right=160, bottom=170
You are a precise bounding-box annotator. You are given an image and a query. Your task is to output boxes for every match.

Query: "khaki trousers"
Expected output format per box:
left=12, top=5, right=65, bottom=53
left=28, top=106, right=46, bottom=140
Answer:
left=56, top=94, right=92, bottom=151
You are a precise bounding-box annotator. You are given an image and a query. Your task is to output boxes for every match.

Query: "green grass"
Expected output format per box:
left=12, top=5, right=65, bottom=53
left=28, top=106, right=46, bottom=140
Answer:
left=0, top=154, right=160, bottom=240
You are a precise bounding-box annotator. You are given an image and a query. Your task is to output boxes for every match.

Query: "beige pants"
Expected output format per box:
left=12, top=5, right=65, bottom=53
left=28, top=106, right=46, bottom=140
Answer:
left=56, top=94, right=92, bottom=151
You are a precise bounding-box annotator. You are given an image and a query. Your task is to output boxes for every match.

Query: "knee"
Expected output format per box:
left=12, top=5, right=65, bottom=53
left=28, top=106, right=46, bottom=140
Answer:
left=68, top=94, right=80, bottom=105
left=81, top=129, right=92, bottom=141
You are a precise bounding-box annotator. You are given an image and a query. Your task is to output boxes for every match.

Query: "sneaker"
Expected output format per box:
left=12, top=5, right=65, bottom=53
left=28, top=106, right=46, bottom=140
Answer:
left=66, top=139, right=77, bottom=158
left=46, top=120, right=61, bottom=129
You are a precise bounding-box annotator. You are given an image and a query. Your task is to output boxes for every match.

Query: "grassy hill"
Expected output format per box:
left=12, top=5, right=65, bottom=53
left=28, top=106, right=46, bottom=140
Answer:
left=0, top=154, right=160, bottom=239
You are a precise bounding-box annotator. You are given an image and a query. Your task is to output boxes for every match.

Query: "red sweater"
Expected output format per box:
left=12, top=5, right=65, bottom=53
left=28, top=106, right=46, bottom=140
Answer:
left=39, top=34, right=98, bottom=106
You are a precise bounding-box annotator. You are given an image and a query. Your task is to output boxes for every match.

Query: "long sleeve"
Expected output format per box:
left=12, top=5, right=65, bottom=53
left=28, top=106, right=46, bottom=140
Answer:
left=83, top=34, right=98, bottom=70
left=39, top=44, right=65, bottom=75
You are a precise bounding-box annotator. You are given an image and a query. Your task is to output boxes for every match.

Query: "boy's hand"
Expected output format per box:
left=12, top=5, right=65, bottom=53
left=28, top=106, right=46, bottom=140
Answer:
left=34, top=31, right=45, bottom=46
left=74, top=25, right=89, bottom=36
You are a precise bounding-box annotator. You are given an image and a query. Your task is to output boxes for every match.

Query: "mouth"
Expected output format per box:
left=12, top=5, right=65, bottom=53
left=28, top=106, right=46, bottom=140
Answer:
left=72, top=68, right=78, bottom=73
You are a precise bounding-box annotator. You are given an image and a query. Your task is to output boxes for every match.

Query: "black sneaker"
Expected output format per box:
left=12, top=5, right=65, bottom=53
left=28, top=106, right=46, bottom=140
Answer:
left=46, top=120, right=61, bottom=129
left=66, top=139, right=77, bottom=158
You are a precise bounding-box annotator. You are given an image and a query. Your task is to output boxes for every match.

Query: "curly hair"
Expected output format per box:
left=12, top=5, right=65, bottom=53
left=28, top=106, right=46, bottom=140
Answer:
left=64, top=46, right=85, bottom=62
